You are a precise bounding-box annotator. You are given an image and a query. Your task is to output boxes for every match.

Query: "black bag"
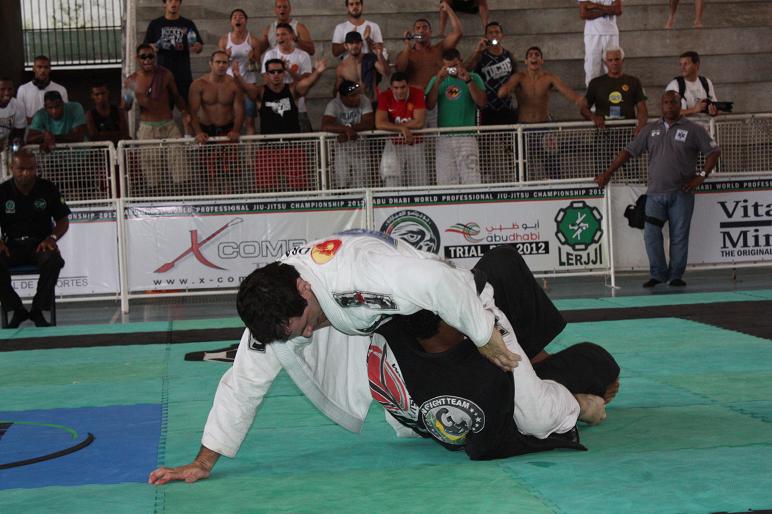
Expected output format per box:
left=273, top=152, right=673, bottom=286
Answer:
left=624, top=194, right=647, bottom=229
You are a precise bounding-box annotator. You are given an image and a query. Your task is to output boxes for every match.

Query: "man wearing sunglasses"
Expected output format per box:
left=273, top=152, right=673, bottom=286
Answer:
left=232, top=57, right=326, bottom=191
left=128, top=44, right=189, bottom=194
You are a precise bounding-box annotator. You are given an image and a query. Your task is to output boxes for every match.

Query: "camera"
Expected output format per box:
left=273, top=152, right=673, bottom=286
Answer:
left=486, top=39, right=499, bottom=47
left=705, top=100, right=734, bottom=113
left=404, top=33, right=424, bottom=41
left=447, top=66, right=458, bottom=76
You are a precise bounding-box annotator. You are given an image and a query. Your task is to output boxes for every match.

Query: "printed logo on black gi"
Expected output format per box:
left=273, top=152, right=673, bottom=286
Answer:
left=379, top=209, right=441, bottom=254
left=420, top=395, right=485, bottom=446
left=333, top=291, right=398, bottom=310
left=33, top=199, right=47, bottom=210
left=5, top=200, right=15, bottom=214
left=248, top=332, right=266, bottom=352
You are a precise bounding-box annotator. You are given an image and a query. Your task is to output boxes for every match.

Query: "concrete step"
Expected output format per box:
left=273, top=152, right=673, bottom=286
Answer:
left=178, top=1, right=770, bottom=44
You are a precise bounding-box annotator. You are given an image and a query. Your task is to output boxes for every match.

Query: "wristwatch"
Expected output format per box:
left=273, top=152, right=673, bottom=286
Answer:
left=696, top=170, right=707, bottom=177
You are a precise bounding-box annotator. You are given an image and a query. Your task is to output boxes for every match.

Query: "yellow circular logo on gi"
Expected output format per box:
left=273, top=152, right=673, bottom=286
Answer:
left=311, top=239, right=342, bottom=264
left=608, top=91, right=623, bottom=104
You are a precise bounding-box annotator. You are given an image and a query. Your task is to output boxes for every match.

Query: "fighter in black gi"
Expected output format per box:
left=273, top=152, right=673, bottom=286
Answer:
left=374, top=245, right=620, bottom=460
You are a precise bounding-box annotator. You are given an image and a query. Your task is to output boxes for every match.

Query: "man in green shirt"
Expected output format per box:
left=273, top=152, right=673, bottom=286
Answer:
left=26, top=91, right=86, bottom=153
left=425, top=48, right=486, bottom=185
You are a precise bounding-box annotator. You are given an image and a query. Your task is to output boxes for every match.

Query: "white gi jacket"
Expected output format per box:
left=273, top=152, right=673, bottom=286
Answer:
left=202, top=230, right=497, bottom=457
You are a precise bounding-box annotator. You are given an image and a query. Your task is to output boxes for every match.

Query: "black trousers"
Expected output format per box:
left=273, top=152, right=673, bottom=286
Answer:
left=0, top=239, right=65, bottom=311
left=473, top=246, right=619, bottom=393
left=472, top=245, right=566, bottom=359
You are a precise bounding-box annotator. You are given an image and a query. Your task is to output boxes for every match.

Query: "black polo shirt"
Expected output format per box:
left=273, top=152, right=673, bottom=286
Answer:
left=0, top=177, right=71, bottom=241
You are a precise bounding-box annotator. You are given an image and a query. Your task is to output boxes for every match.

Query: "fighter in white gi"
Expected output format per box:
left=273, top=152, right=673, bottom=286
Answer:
left=148, top=238, right=607, bottom=483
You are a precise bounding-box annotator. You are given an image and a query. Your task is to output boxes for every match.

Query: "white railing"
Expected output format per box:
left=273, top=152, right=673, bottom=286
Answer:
left=0, top=114, right=769, bottom=312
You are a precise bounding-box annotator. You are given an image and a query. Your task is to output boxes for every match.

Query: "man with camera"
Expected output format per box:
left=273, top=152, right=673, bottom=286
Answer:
left=665, top=51, right=730, bottom=119
left=395, top=3, right=463, bottom=129
left=594, top=91, right=721, bottom=288
left=425, top=48, right=486, bottom=185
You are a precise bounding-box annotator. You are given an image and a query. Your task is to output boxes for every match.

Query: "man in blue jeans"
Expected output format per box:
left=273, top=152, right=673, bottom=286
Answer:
left=595, top=90, right=720, bottom=287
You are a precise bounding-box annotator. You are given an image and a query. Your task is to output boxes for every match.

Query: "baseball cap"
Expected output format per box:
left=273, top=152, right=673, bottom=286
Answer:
left=338, top=80, right=361, bottom=96
left=344, top=31, right=363, bottom=43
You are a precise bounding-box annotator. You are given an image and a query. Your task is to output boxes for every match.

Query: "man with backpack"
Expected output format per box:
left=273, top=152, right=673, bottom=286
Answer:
left=665, top=51, right=718, bottom=118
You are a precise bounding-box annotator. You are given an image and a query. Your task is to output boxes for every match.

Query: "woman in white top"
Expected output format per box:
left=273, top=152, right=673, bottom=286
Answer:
left=219, top=9, right=261, bottom=134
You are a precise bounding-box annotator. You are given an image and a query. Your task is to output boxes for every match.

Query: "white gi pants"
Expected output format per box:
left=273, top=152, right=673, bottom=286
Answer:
left=435, top=136, right=481, bottom=185
left=332, top=139, right=370, bottom=188
left=379, top=140, right=428, bottom=187
left=584, top=34, right=619, bottom=85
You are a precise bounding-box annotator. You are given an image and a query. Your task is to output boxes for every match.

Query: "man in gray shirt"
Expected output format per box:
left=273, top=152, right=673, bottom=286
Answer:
left=595, top=90, right=721, bottom=288
left=321, top=80, right=374, bottom=188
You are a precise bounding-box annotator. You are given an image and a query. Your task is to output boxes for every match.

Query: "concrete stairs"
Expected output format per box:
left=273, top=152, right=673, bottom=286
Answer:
left=134, top=0, right=772, bottom=127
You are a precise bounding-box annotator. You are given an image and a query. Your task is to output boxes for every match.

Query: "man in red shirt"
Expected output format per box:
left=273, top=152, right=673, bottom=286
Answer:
left=375, top=72, right=428, bottom=187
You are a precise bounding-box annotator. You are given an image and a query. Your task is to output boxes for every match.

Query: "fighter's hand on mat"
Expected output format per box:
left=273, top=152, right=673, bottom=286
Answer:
left=479, top=328, right=521, bottom=372
left=148, top=462, right=210, bottom=485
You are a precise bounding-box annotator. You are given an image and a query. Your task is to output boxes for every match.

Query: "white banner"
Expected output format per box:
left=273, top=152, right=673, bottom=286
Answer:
left=372, top=184, right=609, bottom=272
left=610, top=178, right=772, bottom=269
left=125, top=195, right=366, bottom=292
left=14, top=204, right=120, bottom=297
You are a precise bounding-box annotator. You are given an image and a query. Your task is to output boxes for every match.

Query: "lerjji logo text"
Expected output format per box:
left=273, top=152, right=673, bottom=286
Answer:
left=554, top=201, right=604, bottom=267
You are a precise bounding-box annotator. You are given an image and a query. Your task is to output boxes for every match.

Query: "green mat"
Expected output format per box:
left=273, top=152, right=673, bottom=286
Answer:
left=1, top=315, right=771, bottom=513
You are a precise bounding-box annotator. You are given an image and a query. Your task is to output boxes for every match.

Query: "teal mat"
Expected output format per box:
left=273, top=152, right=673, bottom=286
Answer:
left=1, top=316, right=771, bottom=513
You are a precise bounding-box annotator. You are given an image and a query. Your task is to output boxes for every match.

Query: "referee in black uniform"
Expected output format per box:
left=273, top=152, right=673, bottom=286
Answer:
left=0, top=148, right=70, bottom=327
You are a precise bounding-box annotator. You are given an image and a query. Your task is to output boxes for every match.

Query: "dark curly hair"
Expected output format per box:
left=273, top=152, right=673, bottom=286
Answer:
left=236, top=262, right=307, bottom=344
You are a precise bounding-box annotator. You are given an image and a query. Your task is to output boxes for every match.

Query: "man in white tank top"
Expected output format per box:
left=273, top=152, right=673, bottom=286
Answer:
left=219, top=9, right=260, bottom=134
left=260, top=0, right=315, bottom=56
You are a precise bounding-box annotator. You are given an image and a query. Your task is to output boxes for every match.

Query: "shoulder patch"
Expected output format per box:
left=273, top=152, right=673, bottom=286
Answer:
left=311, top=239, right=342, bottom=265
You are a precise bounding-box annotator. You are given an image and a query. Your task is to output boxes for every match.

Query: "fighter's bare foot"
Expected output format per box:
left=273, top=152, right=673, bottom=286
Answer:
left=603, top=378, right=620, bottom=404
left=665, top=16, right=675, bottom=29
left=693, top=20, right=703, bottom=28
left=576, top=394, right=607, bottom=425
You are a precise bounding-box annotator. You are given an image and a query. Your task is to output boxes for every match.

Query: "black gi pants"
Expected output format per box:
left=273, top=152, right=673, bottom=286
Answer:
left=0, top=239, right=65, bottom=312
left=473, top=245, right=619, bottom=395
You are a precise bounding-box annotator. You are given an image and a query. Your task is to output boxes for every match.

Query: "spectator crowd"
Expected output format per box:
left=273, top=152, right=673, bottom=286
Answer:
left=0, top=0, right=727, bottom=194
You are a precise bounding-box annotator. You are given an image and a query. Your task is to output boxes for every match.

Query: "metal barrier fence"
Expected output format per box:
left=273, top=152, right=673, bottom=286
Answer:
left=714, top=114, right=772, bottom=174
left=1, top=114, right=769, bottom=200
left=118, top=134, right=324, bottom=198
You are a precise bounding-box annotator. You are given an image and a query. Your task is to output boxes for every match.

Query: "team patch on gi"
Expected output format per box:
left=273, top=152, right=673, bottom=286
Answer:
left=420, top=395, right=485, bottom=446
left=311, top=239, right=342, bottom=264
left=675, top=129, right=689, bottom=142
left=333, top=291, right=398, bottom=310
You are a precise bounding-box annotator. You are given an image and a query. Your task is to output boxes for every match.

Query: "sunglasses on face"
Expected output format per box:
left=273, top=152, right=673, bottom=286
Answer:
left=139, top=54, right=155, bottom=60
left=267, top=69, right=284, bottom=75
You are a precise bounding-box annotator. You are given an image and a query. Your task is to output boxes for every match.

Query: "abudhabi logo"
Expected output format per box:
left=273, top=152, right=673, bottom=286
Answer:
left=554, top=201, right=604, bottom=267
left=446, top=222, right=483, bottom=243
left=380, top=209, right=441, bottom=254
left=154, top=217, right=243, bottom=273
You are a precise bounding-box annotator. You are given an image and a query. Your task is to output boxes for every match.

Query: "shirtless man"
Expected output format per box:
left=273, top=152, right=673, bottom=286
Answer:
left=259, top=0, right=315, bottom=56
left=128, top=44, right=189, bottom=192
left=189, top=51, right=244, bottom=144
left=335, top=31, right=388, bottom=102
left=497, top=47, right=582, bottom=180
left=497, top=46, right=582, bottom=123
left=395, top=2, right=463, bottom=90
